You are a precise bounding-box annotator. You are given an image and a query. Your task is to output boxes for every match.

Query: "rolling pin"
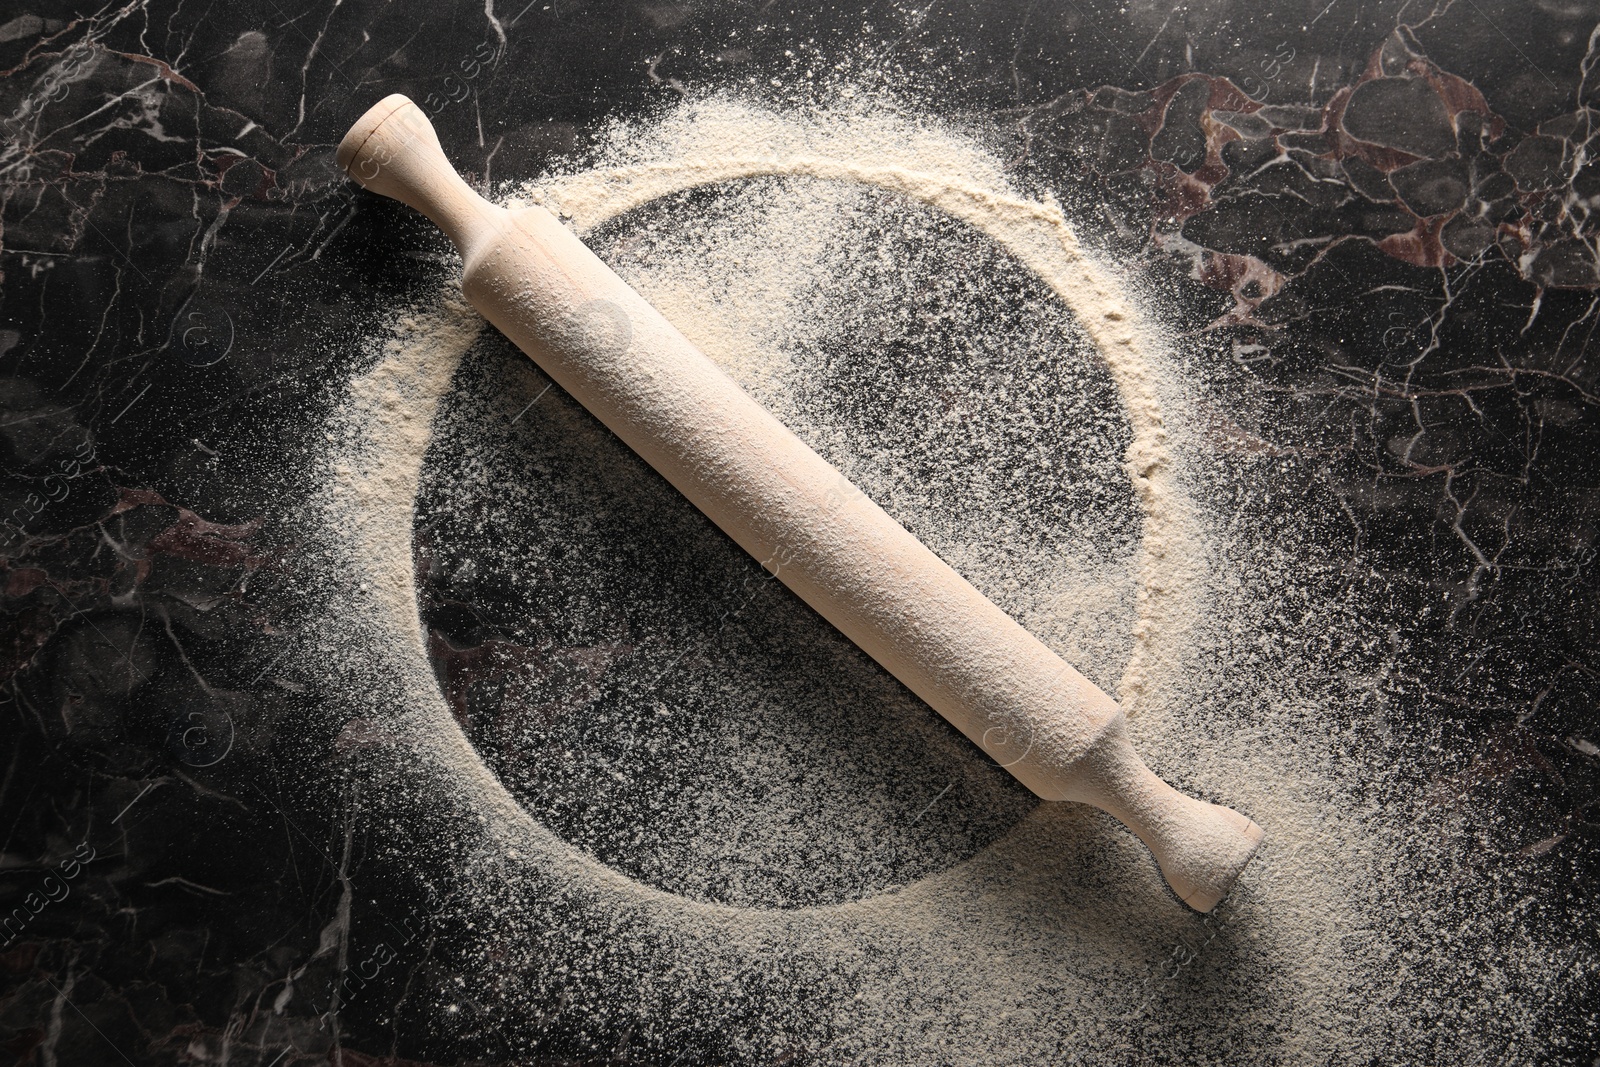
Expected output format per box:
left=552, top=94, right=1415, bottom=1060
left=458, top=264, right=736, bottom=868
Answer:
left=337, top=95, right=1263, bottom=912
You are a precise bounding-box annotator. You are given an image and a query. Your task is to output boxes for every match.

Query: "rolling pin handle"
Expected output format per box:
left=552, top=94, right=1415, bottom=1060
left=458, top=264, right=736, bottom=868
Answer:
left=336, top=94, right=503, bottom=260
left=1055, top=719, right=1265, bottom=913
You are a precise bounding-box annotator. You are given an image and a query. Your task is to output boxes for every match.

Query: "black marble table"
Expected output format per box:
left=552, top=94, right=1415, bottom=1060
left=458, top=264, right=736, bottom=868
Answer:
left=1, top=1, right=1596, bottom=1064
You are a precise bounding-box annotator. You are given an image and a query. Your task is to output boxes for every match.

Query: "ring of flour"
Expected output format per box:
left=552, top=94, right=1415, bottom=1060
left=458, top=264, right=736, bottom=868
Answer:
left=324, top=156, right=1202, bottom=919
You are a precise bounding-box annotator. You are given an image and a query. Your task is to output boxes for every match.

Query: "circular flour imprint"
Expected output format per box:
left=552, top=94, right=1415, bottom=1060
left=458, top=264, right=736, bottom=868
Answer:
left=363, top=139, right=1203, bottom=908
left=411, top=155, right=1196, bottom=907
left=316, top=98, right=1381, bottom=1065
left=334, top=151, right=1203, bottom=908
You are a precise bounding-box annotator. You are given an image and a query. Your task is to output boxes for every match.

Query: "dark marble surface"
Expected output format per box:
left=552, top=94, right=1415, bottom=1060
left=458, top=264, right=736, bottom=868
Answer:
left=0, top=1, right=1596, bottom=1064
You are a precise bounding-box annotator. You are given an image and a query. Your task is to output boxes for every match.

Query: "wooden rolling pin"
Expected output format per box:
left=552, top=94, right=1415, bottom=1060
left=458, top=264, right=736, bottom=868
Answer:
left=338, top=95, right=1263, bottom=911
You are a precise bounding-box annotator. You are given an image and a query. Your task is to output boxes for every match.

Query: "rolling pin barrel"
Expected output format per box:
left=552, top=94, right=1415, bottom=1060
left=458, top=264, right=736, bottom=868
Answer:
left=338, top=95, right=1263, bottom=911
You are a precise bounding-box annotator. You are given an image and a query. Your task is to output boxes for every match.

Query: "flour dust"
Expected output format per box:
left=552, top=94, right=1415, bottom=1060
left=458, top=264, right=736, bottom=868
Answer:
left=309, top=93, right=1589, bottom=1064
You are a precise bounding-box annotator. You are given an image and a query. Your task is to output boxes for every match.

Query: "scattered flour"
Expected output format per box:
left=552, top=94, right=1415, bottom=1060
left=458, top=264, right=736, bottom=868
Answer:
left=307, top=94, right=1590, bottom=1064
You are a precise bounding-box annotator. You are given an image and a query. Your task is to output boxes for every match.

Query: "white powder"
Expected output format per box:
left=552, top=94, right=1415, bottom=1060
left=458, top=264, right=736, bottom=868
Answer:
left=307, top=94, right=1592, bottom=1063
